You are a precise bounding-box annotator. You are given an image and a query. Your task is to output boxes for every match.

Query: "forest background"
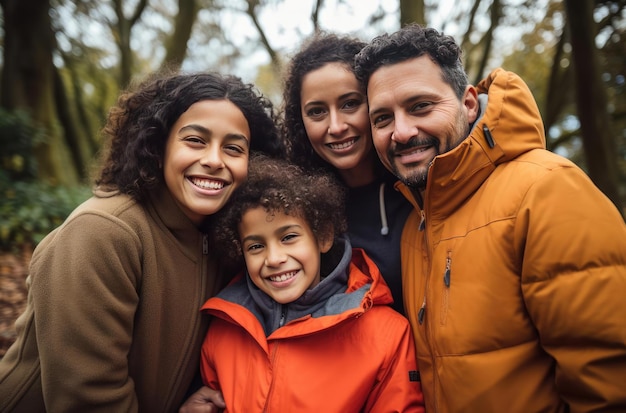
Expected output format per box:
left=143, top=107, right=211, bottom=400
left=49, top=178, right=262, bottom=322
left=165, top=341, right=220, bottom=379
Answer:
left=0, top=0, right=625, bottom=355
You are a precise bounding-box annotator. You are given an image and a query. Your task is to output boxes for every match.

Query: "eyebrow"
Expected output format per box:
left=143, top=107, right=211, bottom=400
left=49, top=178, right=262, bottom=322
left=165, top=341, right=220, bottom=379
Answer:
left=303, top=91, right=363, bottom=108
left=179, top=124, right=250, bottom=147
left=241, top=224, right=303, bottom=243
left=369, top=93, right=437, bottom=118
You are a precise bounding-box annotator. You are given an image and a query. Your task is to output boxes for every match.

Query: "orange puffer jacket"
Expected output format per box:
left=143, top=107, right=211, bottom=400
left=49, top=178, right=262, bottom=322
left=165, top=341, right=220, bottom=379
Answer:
left=399, top=68, right=626, bottom=413
left=200, top=247, right=425, bottom=412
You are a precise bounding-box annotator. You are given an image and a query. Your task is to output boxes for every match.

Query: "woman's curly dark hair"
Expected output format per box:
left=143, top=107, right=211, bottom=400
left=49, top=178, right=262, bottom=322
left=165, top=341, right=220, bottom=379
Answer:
left=213, top=154, right=347, bottom=264
left=280, top=32, right=374, bottom=176
left=354, top=24, right=469, bottom=99
left=94, top=70, right=284, bottom=202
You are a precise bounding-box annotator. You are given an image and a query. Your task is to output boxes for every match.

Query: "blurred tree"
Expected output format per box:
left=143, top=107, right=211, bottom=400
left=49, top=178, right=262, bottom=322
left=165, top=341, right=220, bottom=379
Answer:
left=563, top=0, right=622, bottom=212
left=0, top=0, right=624, bottom=212
left=0, top=0, right=80, bottom=185
left=502, top=0, right=625, bottom=214
left=162, top=0, right=199, bottom=70
left=400, top=0, right=425, bottom=26
left=112, top=0, right=149, bottom=87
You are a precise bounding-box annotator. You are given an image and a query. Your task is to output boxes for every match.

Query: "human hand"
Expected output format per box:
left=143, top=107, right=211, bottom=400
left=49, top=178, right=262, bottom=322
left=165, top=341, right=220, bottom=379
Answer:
left=179, top=386, right=226, bottom=413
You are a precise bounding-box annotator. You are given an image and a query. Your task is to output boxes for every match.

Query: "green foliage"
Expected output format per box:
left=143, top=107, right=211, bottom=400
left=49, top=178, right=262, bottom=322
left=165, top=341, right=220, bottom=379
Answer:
left=0, top=108, right=47, bottom=181
left=0, top=108, right=91, bottom=252
left=0, top=176, right=91, bottom=252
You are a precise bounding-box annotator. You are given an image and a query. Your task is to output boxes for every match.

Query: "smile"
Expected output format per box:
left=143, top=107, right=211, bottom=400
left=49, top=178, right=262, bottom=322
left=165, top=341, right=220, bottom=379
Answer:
left=189, top=177, right=225, bottom=190
left=397, top=146, right=429, bottom=157
left=327, top=137, right=357, bottom=150
left=268, top=271, right=298, bottom=282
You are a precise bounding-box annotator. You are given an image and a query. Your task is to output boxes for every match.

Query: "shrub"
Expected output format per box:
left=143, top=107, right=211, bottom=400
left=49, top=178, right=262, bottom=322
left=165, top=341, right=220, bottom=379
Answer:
left=0, top=174, right=91, bottom=252
left=0, top=108, right=91, bottom=252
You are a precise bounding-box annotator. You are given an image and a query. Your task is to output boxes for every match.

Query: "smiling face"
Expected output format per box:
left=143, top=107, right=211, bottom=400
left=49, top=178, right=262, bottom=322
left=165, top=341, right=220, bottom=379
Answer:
left=367, top=55, right=478, bottom=190
left=239, top=207, right=332, bottom=305
left=300, top=62, right=376, bottom=186
left=163, top=99, right=251, bottom=225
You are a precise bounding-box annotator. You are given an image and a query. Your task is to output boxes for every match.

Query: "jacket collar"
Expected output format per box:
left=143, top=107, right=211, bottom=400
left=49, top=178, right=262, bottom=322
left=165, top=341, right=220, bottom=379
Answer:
left=397, top=68, right=546, bottom=219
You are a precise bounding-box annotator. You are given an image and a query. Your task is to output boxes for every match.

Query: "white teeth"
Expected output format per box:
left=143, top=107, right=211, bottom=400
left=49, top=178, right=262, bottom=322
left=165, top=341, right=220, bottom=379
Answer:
left=328, top=138, right=356, bottom=150
left=269, top=271, right=297, bottom=282
left=190, top=178, right=224, bottom=190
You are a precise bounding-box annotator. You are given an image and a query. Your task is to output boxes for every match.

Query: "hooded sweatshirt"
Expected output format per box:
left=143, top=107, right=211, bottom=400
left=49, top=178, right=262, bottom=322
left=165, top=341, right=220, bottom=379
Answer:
left=346, top=172, right=413, bottom=315
left=200, top=237, right=425, bottom=412
left=0, top=187, right=228, bottom=413
left=399, top=68, right=626, bottom=413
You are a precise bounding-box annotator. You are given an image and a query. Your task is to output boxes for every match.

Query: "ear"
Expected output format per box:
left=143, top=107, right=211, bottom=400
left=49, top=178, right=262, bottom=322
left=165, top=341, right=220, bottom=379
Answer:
left=318, top=229, right=334, bottom=254
left=463, top=85, right=479, bottom=124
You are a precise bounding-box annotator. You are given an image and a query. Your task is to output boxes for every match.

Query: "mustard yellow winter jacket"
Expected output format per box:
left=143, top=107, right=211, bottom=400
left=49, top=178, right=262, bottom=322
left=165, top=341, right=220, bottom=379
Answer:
left=0, top=188, right=228, bottom=412
left=399, top=68, right=626, bottom=413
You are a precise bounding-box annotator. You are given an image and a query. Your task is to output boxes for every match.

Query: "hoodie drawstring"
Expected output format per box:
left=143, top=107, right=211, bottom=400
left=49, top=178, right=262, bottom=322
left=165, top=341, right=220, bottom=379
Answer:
left=379, top=183, right=389, bottom=236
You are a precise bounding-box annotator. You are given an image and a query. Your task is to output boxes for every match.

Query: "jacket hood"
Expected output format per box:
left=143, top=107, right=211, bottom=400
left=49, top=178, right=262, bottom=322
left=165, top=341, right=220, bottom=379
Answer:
left=398, top=68, right=546, bottom=217
left=202, top=236, right=393, bottom=338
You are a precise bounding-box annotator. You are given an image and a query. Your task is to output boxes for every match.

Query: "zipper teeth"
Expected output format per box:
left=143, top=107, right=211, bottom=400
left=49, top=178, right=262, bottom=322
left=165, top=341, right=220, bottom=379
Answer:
left=422, top=205, right=439, bottom=411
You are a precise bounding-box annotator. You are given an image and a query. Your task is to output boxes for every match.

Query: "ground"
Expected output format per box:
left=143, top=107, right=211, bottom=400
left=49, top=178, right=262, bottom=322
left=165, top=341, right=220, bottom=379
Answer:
left=0, top=246, right=31, bottom=358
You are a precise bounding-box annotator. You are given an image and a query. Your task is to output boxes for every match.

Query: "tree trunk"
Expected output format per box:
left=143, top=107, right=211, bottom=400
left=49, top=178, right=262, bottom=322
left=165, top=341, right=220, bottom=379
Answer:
left=162, top=0, right=199, bottom=69
left=112, top=0, right=148, bottom=87
left=400, top=0, right=425, bottom=26
left=563, top=0, right=623, bottom=214
left=0, top=0, right=79, bottom=185
left=246, top=0, right=281, bottom=71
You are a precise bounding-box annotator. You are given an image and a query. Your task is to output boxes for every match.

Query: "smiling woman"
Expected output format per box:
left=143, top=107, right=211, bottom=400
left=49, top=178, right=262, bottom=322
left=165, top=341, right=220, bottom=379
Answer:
left=0, top=70, right=284, bottom=412
left=164, top=100, right=252, bottom=224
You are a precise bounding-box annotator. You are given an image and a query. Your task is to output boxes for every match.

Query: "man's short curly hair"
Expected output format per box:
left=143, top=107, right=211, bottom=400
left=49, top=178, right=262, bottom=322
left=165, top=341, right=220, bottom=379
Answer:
left=95, top=70, right=284, bottom=203
left=213, top=154, right=347, bottom=263
left=354, top=24, right=469, bottom=100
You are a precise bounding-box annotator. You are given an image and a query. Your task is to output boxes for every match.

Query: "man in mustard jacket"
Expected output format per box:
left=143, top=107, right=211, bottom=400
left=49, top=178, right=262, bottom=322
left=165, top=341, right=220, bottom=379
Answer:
left=354, top=24, right=626, bottom=413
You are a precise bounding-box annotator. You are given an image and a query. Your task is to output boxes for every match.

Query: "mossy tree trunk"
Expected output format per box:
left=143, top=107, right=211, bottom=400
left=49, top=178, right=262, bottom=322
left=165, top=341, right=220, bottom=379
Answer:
left=0, top=0, right=79, bottom=185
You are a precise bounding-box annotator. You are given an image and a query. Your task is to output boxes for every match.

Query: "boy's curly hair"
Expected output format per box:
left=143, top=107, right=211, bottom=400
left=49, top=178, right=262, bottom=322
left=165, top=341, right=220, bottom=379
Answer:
left=213, top=154, right=347, bottom=263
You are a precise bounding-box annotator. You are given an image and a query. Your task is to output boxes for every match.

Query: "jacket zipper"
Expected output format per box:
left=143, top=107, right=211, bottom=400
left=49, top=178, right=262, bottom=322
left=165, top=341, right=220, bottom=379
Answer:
left=444, top=255, right=451, bottom=287
left=441, top=253, right=452, bottom=325
left=418, top=209, right=427, bottom=325
left=279, top=305, right=286, bottom=327
left=418, top=297, right=426, bottom=324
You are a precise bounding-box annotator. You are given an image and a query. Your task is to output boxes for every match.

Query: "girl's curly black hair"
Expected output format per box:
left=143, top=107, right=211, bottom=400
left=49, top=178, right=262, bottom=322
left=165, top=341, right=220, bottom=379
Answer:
left=94, top=70, right=284, bottom=203
left=213, top=153, right=347, bottom=266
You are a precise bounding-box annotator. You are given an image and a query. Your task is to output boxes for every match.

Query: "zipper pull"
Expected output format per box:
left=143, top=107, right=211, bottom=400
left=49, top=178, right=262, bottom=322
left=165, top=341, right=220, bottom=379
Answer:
left=418, top=297, right=426, bottom=325
left=279, top=306, right=286, bottom=327
left=444, top=256, right=451, bottom=287
left=418, top=210, right=426, bottom=231
left=202, top=234, right=209, bottom=255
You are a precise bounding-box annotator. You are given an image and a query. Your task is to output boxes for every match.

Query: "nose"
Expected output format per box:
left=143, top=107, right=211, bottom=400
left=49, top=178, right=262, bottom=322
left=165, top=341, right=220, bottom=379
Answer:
left=392, top=113, right=418, bottom=144
left=264, top=244, right=287, bottom=267
left=200, top=144, right=225, bottom=169
left=328, top=110, right=348, bottom=136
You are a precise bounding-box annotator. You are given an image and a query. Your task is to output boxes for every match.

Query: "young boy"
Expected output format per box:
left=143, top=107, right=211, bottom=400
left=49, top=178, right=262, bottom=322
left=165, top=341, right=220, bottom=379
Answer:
left=199, top=154, right=424, bottom=412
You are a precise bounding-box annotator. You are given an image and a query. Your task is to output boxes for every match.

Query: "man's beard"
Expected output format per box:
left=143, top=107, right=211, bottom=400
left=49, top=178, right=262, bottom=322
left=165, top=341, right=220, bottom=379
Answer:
left=387, top=117, right=471, bottom=191
left=387, top=136, right=439, bottom=190
left=394, top=163, right=430, bottom=190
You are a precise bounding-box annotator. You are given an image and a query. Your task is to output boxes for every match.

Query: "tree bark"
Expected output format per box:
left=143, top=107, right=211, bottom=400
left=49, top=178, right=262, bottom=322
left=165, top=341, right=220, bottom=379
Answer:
left=162, top=0, right=199, bottom=69
left=112, top=0, right=148, bottom=87
left=400, top=0, right=425, bottom=26
left=0, top=0, right=79, bottom=185
left=563, top=0, right=623, bottom=214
